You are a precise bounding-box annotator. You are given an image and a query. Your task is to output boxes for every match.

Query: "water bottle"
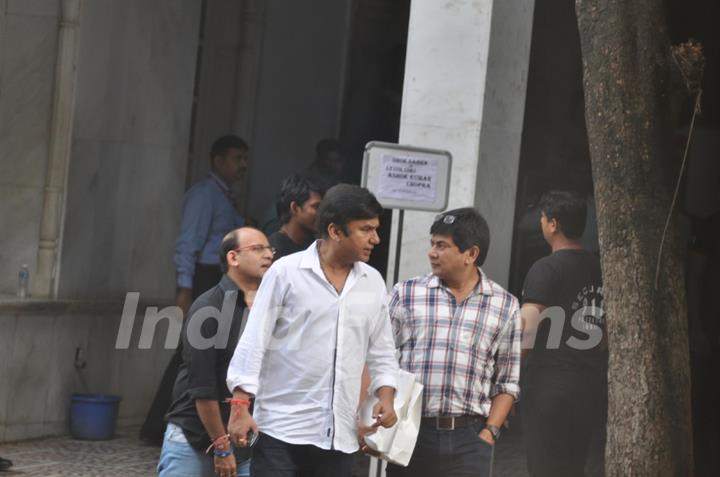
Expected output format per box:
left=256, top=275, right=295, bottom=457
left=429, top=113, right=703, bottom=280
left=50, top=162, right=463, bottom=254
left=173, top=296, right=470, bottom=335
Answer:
left=18, top=264, right=29, bottom=299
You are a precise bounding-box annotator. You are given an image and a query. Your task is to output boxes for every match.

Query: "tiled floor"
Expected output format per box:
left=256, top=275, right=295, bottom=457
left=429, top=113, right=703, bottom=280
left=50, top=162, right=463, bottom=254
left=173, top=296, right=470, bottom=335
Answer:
left=0, top=426, right=528, bottom=476
left=0, top=427, right=158, bottom=476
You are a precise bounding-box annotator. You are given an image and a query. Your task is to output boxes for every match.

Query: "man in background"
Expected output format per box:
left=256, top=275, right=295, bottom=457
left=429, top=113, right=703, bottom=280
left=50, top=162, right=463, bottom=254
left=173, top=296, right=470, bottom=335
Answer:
left=174, top=135, right=250, bottom=312
left=268, top=174, right=323, bottom=259
left=259, top=139, right=347, bottom=235
left=305, top=138, right=346, bottom=190
left=521, top=190, right=607, bottom=477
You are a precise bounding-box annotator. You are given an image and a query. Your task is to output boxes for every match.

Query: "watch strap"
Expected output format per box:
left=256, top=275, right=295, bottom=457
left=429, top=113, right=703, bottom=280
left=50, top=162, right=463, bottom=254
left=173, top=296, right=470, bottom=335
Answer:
left=484, top=424, right=501, bottom=440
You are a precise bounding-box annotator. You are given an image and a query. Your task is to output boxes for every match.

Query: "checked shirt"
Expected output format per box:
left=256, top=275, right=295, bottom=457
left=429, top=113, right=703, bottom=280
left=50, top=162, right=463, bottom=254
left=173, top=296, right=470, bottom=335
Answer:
left=389, top=270, right=521, bottom=417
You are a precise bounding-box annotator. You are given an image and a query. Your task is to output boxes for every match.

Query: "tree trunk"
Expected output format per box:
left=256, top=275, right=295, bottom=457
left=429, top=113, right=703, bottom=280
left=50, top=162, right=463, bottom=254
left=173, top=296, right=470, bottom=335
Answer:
left=575, top=0, right=694, bottom=475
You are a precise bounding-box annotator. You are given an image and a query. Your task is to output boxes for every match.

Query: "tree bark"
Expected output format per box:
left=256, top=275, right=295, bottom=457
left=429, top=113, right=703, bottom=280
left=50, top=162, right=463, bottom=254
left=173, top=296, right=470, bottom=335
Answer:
left=575, top=0, right=693, bottom=475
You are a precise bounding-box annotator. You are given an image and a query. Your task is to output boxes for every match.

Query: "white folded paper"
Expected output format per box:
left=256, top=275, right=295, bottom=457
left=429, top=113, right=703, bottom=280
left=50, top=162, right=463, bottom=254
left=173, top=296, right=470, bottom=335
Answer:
left=359, top=369, right=423, bottom=466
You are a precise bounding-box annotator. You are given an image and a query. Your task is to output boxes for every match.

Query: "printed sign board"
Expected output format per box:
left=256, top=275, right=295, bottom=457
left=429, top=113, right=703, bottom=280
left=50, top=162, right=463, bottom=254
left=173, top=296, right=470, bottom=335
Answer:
left=361, top=142, right=452, bottom=212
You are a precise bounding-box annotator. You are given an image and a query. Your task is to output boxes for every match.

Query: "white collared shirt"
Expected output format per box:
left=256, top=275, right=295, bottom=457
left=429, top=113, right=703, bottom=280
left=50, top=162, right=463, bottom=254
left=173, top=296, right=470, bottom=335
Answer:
left=226, top=241, right=398, bottom=453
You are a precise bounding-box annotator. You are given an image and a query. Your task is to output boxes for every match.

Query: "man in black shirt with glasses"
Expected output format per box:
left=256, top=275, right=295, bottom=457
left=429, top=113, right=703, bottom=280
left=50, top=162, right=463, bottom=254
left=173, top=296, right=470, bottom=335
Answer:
left=158, top=227, right=274, bottom=477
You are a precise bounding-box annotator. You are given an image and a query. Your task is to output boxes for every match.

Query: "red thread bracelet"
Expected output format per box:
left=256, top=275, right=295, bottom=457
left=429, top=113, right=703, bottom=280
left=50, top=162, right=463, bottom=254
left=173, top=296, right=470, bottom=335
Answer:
left=225, top=398, right=251, bottom=407
left=205, top=433, right=231, bottom=454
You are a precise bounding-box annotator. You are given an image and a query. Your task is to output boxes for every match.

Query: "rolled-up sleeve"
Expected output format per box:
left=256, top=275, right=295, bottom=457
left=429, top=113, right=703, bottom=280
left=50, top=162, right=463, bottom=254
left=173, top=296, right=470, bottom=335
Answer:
left=226, top=266, right=287, bottom=395
left=175, top=186, right=213, bottom=289
left=490, top=303, right=522, bottom=401
left=388, top=283, right=408, bottom=349
left=365, top=293, right=399, bottom=395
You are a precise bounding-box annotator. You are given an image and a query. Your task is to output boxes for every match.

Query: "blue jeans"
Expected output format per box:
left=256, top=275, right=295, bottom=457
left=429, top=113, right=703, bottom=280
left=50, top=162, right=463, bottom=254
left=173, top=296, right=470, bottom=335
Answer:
left=386, top=418, right=493, bottom=477
left=158, top=423, right=251, bottom=477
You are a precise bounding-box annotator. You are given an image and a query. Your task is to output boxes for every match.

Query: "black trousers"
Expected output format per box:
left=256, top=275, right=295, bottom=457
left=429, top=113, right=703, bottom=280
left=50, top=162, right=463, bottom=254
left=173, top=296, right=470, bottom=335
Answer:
left=251, top=433, right=356, bottom=477
left=139, top=264, right=222, bottom=445
left=386, top=417, right=493, bottom=477
left=522, top=368, right=607, bottom=477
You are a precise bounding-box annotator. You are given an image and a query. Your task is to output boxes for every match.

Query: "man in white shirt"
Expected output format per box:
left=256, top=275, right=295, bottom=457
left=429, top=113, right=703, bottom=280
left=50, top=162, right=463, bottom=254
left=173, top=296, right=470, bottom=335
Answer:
left=226, top=184, right=399, bottom=477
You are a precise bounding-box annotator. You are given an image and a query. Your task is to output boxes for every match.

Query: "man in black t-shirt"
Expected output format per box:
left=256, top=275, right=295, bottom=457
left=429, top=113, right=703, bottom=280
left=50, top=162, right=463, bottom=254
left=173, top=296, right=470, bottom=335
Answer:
left=521, top=191, right=607, bottom=477
left=157, top=227, right=274, bottom=477
left=268, top=174, right=323, bottom=259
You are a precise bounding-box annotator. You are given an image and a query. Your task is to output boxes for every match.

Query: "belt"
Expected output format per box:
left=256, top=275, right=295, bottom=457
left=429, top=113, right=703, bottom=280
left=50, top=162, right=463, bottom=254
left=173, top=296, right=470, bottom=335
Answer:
left=421, top=415, right=485, bottom=431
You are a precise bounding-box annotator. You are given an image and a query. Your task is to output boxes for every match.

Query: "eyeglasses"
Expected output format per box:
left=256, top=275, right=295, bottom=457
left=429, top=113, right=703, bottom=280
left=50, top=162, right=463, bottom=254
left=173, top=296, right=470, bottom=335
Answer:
left=434, top=214, right=456, bottom=224
left=234, top=245, right=276, bottom=256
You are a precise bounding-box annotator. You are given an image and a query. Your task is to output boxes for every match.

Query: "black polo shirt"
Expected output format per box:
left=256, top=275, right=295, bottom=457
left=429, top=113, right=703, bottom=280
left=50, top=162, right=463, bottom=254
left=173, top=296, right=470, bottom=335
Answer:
left=522, top=249, right=607, bottom=374
left=166, top=274, right=251, bottom=461
left=268, top=231, right=314, bottom=260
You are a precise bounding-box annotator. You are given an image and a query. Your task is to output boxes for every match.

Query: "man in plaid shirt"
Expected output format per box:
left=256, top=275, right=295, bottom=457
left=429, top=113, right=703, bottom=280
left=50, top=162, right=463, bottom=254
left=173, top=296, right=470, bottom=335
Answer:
left=386, top=207, right=521, bottom=477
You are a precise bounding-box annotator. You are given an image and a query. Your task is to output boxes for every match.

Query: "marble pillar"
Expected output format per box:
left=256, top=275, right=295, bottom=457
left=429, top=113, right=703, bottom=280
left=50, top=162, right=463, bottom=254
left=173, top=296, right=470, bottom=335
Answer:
left=232, top=0, right=265, bottom=139
left=33, top=0, right=82, bottom=298
left=387, top=0, right=534, bottom=288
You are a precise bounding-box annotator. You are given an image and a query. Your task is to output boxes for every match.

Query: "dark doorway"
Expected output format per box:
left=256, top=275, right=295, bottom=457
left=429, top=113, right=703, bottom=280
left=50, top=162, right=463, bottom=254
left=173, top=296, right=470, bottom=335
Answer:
left=509, top=0, right=595, bottom=298
left=339, top=0, right=411, bottom=277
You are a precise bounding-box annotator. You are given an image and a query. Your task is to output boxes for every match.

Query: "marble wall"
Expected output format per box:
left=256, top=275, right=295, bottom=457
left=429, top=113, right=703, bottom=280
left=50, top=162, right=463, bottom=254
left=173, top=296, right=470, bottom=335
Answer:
left=186, top=0, right=259, bottom=217
left=388, top=0, right=534, bottom=288
left=0, top=301, right=175, bottom=442
left=0, top=0, right=60, bottom=295
left=58, top=0, right=202, bottom=300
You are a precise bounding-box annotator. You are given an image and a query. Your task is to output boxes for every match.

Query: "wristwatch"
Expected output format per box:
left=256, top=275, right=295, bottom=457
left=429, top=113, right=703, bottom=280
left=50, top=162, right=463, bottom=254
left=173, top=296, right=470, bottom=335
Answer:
left=484, top=424, right=501, bottom=441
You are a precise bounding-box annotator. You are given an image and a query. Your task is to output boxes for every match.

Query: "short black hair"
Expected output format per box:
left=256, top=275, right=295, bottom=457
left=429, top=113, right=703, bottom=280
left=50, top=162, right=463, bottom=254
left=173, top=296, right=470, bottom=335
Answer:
left=276, top=174, right=324, bottom=225
left=538, top=190, right=587, bottom=239
left=219, top=230, right=240, bottom=273
left=316, top=184, right=383, bottom=238
left=430, top=207, right=490, bottom=266
left=210, top=135, right=248, bottom=163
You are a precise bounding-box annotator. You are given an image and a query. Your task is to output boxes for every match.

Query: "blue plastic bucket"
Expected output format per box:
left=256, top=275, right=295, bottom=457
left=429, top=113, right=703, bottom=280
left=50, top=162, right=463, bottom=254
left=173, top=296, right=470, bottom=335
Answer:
left=70, top=394, right=122, bottom=440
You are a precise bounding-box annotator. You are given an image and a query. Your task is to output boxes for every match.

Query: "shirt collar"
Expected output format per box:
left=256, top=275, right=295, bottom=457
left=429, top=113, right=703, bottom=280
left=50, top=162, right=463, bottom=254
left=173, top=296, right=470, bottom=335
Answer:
left=208, top=171, right=230, bottom=192
left=300, top=240, right=368, bottom=281
left=299, top=240, right=320, bottom=270
left=429, top=267, right=493, bottom=297
left=219, top=274, right=239, bottom=293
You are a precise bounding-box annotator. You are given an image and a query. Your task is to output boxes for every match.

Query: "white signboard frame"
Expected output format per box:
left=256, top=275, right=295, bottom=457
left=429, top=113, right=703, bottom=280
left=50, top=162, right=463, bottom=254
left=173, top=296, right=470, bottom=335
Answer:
left=361, top=141, right=452, bottom=212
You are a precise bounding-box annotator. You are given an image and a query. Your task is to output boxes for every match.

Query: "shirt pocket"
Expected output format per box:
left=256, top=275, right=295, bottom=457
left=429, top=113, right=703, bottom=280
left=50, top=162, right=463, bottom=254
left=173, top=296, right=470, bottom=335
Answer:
left=459, top=315, right=492, bottom=363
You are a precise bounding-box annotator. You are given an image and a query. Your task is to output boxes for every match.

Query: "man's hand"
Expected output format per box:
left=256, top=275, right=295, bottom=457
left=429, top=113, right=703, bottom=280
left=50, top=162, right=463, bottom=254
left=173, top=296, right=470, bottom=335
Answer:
left=228, top=405, right=257, bottom=448
left=372, top=399, right=397, bottom=428
left=176, top=287, right=192, bottom=316
left=478, top=428, right=495, bottom=446
left=213, top=454, right=236, bottom=477
left=357, top=417, right=382, bottom=457
left=372, top=386, right=398, bottom=429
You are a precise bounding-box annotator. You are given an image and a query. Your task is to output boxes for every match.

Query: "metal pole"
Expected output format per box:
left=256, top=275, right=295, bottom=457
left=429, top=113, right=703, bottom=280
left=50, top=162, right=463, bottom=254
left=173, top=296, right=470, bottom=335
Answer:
left=392, top=209, right=404, bottom=285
